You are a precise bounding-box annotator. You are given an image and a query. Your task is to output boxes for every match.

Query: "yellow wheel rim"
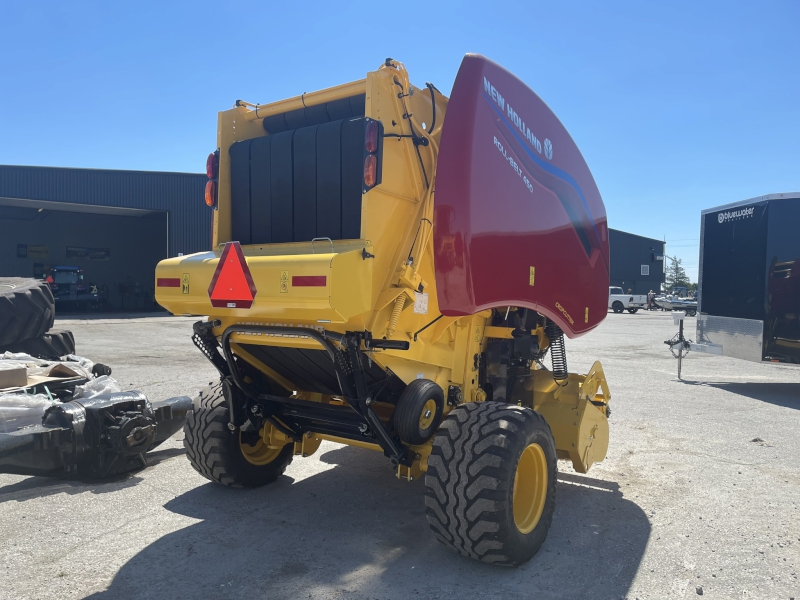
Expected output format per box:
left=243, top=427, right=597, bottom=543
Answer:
left=418, top=399, right=437, bottom=429
left=513, top=443, right=548, bottom=534
left=239, top=433, right=283, bottom=466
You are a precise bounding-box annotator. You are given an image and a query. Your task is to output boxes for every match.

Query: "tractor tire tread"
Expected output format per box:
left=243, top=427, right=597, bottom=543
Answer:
left=424, top=402, right=557, bottom=566
left=184, top=382, right=292, bottom=488
left=0, top=278, right=55, bottom=348
left=0, top=329, right=75, bottom=359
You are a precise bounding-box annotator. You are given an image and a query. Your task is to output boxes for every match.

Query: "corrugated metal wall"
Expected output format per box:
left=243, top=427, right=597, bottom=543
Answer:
left=609, top=229, right=666, bottom=294
left=0, top=211, right=167, bottom=309
left=0, top=166, right=210, bottom=257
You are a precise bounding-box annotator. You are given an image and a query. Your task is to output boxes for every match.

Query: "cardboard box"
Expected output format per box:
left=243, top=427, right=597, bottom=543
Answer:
left=0, top=365, right=28, bottom=390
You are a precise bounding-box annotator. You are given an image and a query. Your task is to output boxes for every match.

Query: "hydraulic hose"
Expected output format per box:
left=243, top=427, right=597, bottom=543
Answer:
left=380, top=59, right=440, bottom=283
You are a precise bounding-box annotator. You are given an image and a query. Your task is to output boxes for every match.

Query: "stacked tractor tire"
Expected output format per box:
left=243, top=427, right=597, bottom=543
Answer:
left=0, top=278, right=76, bottom=359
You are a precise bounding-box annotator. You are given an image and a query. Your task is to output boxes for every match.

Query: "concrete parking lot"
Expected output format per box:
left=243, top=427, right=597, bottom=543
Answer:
left=1, top=311, right=799, bottom=600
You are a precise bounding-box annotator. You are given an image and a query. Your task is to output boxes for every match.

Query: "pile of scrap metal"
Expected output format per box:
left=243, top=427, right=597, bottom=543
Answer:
left=0, top=277, right=191, bottom=479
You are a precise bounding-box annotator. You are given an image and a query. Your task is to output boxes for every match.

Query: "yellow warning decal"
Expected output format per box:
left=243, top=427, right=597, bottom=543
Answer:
left=280, top=270, right=289, bottom=294
left=585, top=307, right=589, bottom=323
left=529, top=266, right=535, bottom=286
left=181, top=273, right=190, bottom=294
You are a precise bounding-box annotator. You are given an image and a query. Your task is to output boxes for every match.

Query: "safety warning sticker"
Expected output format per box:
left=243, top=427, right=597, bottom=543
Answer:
left=413, top=291, right=429, bottom=314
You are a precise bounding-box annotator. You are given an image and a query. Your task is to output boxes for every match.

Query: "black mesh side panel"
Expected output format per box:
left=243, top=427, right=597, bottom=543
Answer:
left=326, top=97, right=355, bottom=121
left=293, top=125, right=318, bottom=242
left=230, top=113, right=366, bottom=245
left=304, top=103, right=330, bottom=126
left=249, top=136, right=273, bottom=244
left=269, top=131, right=294, bottom=243
left=278, top=347, right=340, bottom=393
left=229, top=140, right=252, bottom=244
left=341, top=118, right=365, bottom=239
left=284, top=108, right=308, bottom=130
left=316, top=121, right=342, bottom=240
left=262, top=94, right=366, bottom=134
left=271, top=349, right=333, bottom=394
left=349, top=94, right=366, bottom=116
left=263, top=113, right=288, bottom=134
left=239, top=343, right=393, bottom=396
left=241, top=344, right=339, bottom=395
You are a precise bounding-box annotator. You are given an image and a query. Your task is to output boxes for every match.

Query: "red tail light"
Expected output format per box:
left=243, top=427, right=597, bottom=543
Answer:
left=205, top=180, right=217, bottom=207
left=363, top=155, right=378, bottom=189
left=362, top=119, right=383, bottom=192
left=206, top=152, right=218, bottom=179
left=365, top=120, right=380, bottom=154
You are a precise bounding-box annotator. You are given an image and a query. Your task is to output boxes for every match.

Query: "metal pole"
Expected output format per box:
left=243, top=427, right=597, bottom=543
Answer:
left=677, top=318, right=684, bottom=380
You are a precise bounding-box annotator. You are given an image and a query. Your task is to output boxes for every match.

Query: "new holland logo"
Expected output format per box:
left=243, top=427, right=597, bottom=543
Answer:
left=544, top=138, right=553, bottom=160
left=717, top=206, right=755, bottom=224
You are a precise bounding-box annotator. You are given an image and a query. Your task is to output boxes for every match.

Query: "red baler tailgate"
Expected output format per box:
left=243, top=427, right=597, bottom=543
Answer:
left=434, top=54, right=609, bottom=337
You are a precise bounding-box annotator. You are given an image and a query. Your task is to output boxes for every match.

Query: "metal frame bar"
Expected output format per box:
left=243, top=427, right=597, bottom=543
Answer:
left=219, top=324, right=412, bottom=466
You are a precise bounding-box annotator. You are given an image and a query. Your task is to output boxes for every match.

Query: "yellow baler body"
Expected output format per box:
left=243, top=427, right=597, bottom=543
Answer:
left=155, top=59, right=610, bottom=475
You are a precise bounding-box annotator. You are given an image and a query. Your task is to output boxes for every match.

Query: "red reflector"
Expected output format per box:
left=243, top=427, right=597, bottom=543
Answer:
left=364, top=155, right=377, bottom=188
left=365, top=120, right=380, bottom=153
left=292, top=275, right=327, bottom=287
left=157, top=278, right=181, bottom=287
left=206, top=152, right=218, bottom=178
left=205, top=180, right=216, bottom=207
left=207, top=241, right=257, bottom=309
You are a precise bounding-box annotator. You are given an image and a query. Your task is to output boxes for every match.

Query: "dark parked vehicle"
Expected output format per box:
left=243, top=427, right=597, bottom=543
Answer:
left=694, top=193, right=800, bottom=364
left=46, top=266, right=99, bottom=309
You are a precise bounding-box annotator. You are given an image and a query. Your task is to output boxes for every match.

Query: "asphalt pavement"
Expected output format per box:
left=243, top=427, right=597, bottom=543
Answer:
left=1, top=311, right=798, bottom=600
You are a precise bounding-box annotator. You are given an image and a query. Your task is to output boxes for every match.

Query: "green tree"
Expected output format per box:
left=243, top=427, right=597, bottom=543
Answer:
left=665, top=256, right=690, bottom=290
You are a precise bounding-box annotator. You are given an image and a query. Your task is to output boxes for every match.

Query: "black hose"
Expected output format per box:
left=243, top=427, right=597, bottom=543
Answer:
left=426, top=83, right=436, bottom=133
left=394, top=80, right=430, bottom=188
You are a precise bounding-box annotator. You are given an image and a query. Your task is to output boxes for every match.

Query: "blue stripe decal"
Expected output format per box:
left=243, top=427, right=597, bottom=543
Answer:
left=481, top=92, right=600, bottom=241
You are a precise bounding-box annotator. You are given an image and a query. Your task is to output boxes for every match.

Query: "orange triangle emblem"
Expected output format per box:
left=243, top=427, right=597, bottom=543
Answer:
left=208, top=241, right=257, bottom=309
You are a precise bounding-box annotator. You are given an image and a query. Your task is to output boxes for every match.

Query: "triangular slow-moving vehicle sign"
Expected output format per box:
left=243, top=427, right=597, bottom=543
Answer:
left=208, top=241, right=257, bottom=308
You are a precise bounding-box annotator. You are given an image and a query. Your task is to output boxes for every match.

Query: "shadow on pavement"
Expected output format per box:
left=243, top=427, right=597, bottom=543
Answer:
left=0, top=473, right=144, bottom=501
left=55, top=311, right=172, bottom=321
left=145, top=446, right=187, bottom=465
left=0, top=447, right=185, bottom=502
left=684, top=381, right=800, bottom=410
left=85, top=445, right=650, bottom=600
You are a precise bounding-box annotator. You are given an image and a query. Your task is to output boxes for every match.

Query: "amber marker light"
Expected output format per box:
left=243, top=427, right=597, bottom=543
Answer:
left=363, top=155, right=378, bottom=189
left=205, top=180, right=217, bottom=207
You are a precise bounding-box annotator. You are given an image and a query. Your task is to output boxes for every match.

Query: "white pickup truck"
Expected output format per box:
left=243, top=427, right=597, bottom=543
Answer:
left=609, top=286, right=647, bottom=314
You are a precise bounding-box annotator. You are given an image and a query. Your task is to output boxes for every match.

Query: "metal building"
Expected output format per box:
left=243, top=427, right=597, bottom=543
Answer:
left=0, top=165, right=208, bottom=310
left=1, top=164, right=669, bottom=310
left=609, top=229, right=666, bottom=295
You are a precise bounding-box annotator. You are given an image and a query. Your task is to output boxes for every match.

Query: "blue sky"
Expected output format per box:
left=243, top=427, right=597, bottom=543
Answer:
left=2, top=1, right=798, bottom=281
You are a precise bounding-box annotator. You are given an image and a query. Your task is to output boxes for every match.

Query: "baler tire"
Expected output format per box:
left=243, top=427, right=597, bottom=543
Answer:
left=394, top=379, right=445, bottom=445
left=611, top=301, right=624, bottom=314
left=424, top=402, right=557, bottom=566
left=0, top=329, right=75, bottom=359
left=0, top=278, right=55, bottom=347
left=627, top=308, right=638, bottom=314
left=183, top=382, right=293, bottom=488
